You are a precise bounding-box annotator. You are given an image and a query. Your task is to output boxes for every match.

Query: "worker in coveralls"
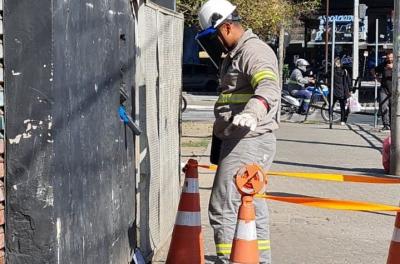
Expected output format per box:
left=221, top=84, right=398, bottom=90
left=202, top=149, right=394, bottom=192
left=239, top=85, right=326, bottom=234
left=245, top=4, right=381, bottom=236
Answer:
left=197, top=0, right=281, bottom=263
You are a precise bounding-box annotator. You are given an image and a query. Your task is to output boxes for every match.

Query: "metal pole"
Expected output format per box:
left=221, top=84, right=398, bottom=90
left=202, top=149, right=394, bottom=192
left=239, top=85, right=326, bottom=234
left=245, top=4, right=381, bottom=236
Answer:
left=374, top=19, right=379, bottom=128
left=391, top=0, right=400, bottom=175
left=353, top=0, right=360, bottom=100
left=325, top=0, right=329, bottom=75
left=330, top=20, right=336, bottom=129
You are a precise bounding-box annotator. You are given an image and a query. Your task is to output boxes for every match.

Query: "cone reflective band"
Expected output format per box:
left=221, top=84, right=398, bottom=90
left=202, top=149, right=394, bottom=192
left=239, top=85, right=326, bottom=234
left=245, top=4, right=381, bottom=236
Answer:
left=387, top=212, right=400, bottom=263
left=195, top=27, right=224, bottom=69
left=166, top=159, right=204, bottom=264
left=230, top=196, right=259, bottom=264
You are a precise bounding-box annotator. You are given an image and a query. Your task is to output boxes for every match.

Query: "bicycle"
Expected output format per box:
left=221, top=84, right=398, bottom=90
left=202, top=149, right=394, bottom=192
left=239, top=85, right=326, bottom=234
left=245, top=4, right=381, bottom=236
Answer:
left=306, top=81, right=343, bottom=123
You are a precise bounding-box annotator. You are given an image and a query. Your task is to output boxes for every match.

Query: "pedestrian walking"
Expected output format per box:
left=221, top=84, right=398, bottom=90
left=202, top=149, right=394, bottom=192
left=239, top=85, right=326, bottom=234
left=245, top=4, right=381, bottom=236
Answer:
left=332, top=57, right=351, bottom=125
left=197, top=0, right=281, bottom=263
left=375, top=50, right=394, bottom=132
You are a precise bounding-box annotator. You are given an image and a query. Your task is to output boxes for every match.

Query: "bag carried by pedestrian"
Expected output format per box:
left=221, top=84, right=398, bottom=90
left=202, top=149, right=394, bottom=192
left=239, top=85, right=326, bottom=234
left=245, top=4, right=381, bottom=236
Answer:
left=348, top=97, right=361, bottom=113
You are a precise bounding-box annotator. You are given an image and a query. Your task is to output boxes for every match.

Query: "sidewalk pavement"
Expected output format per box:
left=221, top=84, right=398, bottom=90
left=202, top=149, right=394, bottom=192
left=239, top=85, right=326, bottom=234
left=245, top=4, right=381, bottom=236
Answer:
left=154, top=117, right=400, bottom=263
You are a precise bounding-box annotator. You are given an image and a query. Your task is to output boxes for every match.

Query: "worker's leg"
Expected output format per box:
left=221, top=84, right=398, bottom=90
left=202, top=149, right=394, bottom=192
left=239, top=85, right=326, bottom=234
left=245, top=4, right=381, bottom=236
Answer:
left=209, top=132, right=276, bottom=264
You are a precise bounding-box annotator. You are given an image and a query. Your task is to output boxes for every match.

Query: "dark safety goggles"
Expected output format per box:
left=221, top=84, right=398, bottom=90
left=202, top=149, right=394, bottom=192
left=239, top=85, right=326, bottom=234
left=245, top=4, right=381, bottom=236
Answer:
left=195, top=26, right=225, bottom=69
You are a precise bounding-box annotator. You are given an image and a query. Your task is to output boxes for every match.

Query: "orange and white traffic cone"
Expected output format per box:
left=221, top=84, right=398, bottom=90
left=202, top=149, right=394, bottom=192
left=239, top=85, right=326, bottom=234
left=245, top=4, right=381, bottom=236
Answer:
left=387, top=212, right=400, bottom=263
left=230, top=195, right=259, bottom=264
left=166, top=159, right=204, bottom=264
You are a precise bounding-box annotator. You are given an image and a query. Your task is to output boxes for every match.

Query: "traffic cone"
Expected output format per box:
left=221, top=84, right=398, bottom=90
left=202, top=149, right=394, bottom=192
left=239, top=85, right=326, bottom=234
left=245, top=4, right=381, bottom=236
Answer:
left=387, top=212, right=400, bottom=263
left=230, top=195, right=259, bottom=264
left=166, top=159, right=204, bottom=264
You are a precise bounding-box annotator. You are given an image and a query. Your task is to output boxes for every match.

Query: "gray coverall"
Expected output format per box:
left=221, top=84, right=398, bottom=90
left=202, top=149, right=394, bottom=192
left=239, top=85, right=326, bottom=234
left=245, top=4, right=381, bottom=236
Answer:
left=209, top=29, right=281, bottom=264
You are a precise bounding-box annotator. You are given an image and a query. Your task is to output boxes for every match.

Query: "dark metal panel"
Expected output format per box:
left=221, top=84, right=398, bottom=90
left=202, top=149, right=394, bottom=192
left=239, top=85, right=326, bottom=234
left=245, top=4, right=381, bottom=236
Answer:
left=4, top=0, right=137, bottom=263
left=151, top=0, right=176, bottom=11
left=4, top=0, right=55, bottom=263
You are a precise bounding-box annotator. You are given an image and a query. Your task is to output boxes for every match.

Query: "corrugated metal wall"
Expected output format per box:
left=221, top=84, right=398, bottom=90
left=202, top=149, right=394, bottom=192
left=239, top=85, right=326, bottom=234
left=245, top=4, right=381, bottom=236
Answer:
left=137, top=2, right=183, bottom=260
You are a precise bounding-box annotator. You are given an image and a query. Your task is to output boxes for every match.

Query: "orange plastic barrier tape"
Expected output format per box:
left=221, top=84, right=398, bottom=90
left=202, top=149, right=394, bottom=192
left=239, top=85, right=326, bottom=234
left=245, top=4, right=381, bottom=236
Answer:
left=198, top=164, right=218, bottom=171
left=197, top=164, right=400, bottom=184
left=256, top=194, right=400, bottom=212
left=269, top=171, right=400, bottom=184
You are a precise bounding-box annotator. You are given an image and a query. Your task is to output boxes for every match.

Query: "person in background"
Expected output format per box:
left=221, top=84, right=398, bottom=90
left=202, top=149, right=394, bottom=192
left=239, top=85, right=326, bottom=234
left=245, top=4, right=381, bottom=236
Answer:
left=375, top=50, right=394, bottom=132
left=332, top=58, right=351, bottom=125
left=287, top=59, right=315, bottom=115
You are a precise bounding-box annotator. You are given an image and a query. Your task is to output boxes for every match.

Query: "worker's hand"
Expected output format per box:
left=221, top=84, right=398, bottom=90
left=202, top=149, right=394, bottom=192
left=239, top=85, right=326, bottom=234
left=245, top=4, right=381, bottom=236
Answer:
left=232, top=113, right=257, bottom=131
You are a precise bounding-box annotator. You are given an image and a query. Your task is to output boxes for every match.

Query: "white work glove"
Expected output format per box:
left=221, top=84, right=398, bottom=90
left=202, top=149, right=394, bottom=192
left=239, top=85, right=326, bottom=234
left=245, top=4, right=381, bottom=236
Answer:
left=232, top=113, right=258, bottom=131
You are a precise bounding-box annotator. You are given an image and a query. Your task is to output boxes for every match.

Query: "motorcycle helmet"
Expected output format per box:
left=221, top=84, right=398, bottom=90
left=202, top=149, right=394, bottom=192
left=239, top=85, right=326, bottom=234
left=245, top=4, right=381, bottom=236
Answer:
left=295, top=58, right=310, bottom=72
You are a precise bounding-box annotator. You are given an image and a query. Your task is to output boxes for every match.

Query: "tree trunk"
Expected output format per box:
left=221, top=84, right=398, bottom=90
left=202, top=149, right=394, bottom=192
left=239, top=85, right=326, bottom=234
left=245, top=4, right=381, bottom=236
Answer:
left=279, top=25, right=285, bottom=86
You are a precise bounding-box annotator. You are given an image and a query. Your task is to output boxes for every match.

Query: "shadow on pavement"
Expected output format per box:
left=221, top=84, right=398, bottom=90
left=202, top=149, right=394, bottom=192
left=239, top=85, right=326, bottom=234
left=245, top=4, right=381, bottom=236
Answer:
left=347, top=124, right=383, bottom=151
left=274, top=160, right=385, bottom=176
left=182, top=154, right=210, bottom=158
left=182, top=135, right=212, bottom=139
left=277, top=138, right=377, bottom=150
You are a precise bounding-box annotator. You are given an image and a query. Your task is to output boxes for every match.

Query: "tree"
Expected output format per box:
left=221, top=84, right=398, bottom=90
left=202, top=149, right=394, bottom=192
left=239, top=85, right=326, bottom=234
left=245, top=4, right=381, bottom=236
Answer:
left=177, top=0, right=321, bottom=81
left=177, top=0, right=320, bottom=40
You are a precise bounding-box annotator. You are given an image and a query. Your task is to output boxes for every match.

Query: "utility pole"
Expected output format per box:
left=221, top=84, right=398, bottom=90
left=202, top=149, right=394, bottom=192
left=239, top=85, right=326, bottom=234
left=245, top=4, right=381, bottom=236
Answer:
left=352, top=0, right=359, bottom=99
left=325, top=0, right=329, bottom=75
left=391, top=0, right=400, bottom=175
left=329, top=20, right=336, bottom=130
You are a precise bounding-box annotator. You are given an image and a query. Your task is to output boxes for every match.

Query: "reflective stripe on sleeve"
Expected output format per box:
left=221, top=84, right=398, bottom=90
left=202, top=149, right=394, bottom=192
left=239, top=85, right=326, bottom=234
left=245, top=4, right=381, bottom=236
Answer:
left=251, top=70, right=278, bottom=88
left=216, top=93, right=253, bottom=104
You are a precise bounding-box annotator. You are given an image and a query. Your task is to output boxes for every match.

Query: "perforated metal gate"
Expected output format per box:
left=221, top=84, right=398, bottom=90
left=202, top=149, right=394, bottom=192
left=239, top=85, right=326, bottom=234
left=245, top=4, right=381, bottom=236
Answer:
left=137, top=2, right=183, bottom=260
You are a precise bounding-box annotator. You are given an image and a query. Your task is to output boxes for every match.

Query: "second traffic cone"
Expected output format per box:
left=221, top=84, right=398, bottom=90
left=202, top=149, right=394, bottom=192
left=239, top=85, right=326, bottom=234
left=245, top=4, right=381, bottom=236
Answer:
left=387, top=212, right=400, bottom=263
left=230, top=195, right=259, bottom=264
left=166, top=159, right=204, bottom=264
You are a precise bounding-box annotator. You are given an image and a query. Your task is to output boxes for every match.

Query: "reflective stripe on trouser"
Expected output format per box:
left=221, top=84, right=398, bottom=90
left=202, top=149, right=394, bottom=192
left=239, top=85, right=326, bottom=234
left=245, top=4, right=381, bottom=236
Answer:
left=216, top=240, right=271, bottom=254
left=209, top=132, right=276, bottom=264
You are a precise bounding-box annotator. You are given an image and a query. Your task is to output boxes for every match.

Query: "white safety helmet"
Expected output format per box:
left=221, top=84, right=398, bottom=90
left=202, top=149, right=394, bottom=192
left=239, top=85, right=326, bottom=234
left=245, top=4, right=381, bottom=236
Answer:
left=295, top=58, right=310, bottom=72
left=198, top=0, right=237, bottom=30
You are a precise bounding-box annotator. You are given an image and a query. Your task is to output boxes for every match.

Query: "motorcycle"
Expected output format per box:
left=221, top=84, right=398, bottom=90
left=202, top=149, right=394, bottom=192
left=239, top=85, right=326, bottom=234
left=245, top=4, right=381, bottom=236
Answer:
left=281, top=81, right=342, bottom=122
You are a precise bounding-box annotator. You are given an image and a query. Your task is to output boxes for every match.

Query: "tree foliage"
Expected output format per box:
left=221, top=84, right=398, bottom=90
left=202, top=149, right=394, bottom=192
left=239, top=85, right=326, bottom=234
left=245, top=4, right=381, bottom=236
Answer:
left=177, top=0, right=321, bottom=39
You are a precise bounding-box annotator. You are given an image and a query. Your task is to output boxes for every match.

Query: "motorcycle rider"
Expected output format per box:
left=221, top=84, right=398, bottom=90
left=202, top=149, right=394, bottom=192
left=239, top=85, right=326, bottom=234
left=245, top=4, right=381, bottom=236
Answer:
left=197, top=0, right=281, bottom=263
left=287, top=59, right=315, bottom=114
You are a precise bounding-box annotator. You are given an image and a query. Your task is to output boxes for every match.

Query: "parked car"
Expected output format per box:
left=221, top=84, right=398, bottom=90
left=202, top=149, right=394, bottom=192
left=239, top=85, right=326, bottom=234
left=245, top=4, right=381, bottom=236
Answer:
left=182, top=63, right=219, bottom=93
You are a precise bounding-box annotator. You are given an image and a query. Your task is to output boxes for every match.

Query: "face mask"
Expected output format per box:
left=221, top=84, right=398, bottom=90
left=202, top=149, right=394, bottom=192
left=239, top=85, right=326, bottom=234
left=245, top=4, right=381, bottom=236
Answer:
left=196, top=26, right=226, bottom=69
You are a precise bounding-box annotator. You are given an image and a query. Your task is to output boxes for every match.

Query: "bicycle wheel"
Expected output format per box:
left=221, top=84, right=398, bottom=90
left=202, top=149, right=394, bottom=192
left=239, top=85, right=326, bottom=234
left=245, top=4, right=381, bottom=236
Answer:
left=280, top=101, right=294, bottom=121
left=321, top=102, right=342, bottom=122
